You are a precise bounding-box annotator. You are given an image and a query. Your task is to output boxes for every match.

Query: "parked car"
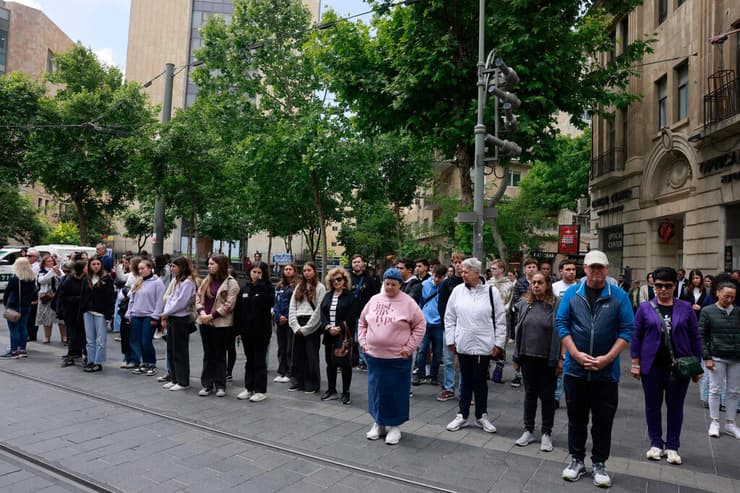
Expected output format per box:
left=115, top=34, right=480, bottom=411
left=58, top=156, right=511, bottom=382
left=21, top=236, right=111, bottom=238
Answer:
left=0, top=247, right=24, bottom=292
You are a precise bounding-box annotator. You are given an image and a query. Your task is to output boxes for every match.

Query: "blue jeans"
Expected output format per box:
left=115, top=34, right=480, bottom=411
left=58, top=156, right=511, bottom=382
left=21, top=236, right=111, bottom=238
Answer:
left=443, top=345, right=457, bottom=392
left=129, top=316, right=157, bottom=367
left=555, top=373, right=564, bottom=401
left=7, top=306, right=31, bottom=352
left=113, top=294, right=121, bottom=333
left=83, top=312, right=107, bottom=364
left=416, top=323, right=443, bottom=380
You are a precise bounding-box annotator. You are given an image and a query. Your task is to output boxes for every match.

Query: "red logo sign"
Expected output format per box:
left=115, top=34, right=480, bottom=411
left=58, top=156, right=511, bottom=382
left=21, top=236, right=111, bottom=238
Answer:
left=558, top=225, right=580, bottom=255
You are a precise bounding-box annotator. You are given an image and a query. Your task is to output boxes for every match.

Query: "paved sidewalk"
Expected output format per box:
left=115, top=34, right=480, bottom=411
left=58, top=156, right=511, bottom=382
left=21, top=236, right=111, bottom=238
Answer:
left=1, top=322, right=739, bottom=492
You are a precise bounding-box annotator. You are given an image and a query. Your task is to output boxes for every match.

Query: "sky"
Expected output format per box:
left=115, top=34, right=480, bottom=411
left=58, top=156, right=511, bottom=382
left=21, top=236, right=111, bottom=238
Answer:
left=10, top=0, right=374, bottom=73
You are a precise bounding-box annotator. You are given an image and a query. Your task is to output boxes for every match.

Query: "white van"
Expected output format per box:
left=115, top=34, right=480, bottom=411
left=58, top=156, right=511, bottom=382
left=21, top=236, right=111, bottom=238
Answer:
left=0, top=247, right=24, bottom=292
left=32, top=244, right=98, bottom=263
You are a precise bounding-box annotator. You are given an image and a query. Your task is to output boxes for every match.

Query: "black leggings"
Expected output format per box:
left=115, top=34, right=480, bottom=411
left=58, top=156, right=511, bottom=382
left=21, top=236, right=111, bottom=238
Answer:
left=324, top=343, right=352, bottom=393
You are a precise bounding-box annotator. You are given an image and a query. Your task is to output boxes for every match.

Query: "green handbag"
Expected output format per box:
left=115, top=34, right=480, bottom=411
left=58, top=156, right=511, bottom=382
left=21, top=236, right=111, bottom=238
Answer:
left=650, top=301, right=703, bottom=379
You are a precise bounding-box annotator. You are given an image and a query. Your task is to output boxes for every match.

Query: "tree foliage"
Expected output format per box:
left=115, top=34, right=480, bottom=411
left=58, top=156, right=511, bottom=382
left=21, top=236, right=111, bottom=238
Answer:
left=0, top=184, right=48, bottom=245
left=45, top=221, right=81, bottom=245
left=122, top=199, right=177, bottom=254
left=0, top=73, right=45, bottom=184
left=23, top=45, right=156, bottom=245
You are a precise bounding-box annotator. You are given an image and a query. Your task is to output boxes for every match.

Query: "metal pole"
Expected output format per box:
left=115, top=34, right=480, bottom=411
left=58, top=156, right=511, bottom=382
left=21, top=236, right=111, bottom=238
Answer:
left=472, top=0, right=486, bottom=261
left=153, top=62, right=174, bottom=257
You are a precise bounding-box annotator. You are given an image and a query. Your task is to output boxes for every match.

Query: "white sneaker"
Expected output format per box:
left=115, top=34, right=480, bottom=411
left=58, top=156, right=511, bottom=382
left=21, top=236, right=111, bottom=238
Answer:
left=591, top=462, right=611, bottom=487
left=385, top=426, right=401, bottom=445
left=447, top=413, right=469, bottom=432
left=281, top=376, right=292, bottom=383
left=645, top=446, right=663, bottom=461
left=725, top=422, right=740, bottom=439
left=366, top=422, right=386, bottom=440
left=475, top=413, right=496, bottom=433
left=515, top=430, right=536, bottom=446
left=198, top=388, right=211, bottom=396
left=162, top=382, right=175, bottom=390
left=169, top=384, right=188, bottom=391
left=708, top=420, right=720, bottom=437
left=665, top=449, right=682, bottom=465
left=540, top=433, right=553, bottom=452
left=273, top=375, right=282, bottom=383
left=249, top=392, right=267, bottom=402
left=216, top=388, right=226, bottom=397
left=237, top=389, right=253, bottom=400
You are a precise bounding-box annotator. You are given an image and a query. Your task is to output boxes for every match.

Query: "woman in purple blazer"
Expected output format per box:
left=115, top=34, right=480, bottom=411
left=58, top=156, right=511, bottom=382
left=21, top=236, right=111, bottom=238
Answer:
left=630, top=267, right=703, bottom=466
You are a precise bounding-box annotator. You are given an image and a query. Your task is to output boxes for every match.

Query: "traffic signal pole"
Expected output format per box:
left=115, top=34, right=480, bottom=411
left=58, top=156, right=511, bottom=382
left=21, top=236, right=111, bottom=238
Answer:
left=473, top=0, right=486, bottom=261
left=152, top=63, right=174, bottom=257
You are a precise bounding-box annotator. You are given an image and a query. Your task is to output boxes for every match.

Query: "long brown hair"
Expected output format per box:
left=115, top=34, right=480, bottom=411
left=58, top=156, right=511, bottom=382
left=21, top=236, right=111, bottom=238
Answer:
left=198, top=254, right=231, bottom=299
left=294, top=262, right=319, bottom=303
left=278, top=263, right=298, bottom=289
left=523, top=271, right=555, bottom=307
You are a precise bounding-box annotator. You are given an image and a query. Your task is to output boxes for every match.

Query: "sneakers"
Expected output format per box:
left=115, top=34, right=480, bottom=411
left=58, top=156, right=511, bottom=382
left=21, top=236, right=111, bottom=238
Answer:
left=510, top=374, right=522, bottom=388
left=0, top=351, right=17, bottom=358
left=277, top=375, right=291, bottom=383
left=163, top=382, right=175, bottom=390
left=169, top=384, right=188, bottom=391
left=61, top=357, right=75, bottom=367
left=708, top=420, right=720, bottom=437
left=430, top=378, right=439, bottom=386
left=157, top=374, right=171, bottom=383
left=475, top=414, right=496, bottom=433
left=83, top=363, right=95, bottom=373
left=145, top=367, right=158, bottom=376
left=540, top=433, right=553, bottom=452
left=665, top=449, right=682, bottom=465
left=120, top=362, right=137, bottom=369
left=216, top=388, right=226, bottom=397
left=562, top=458, right=586, bottom=482
left=411, top=375, right=422, bottom=386
left=249, top=392, right=266, bottom=402
left=725, top=422, right=740, bottom=439
left=304, top=389, right=317, bottom=395
left=591, top=462, right=611, bottom=488
left=16, top=349, right=27, bottom=358
left=198, top=388, right=211, bottom=396
left=359, top=362, right=368, bottom=371
left=341, top=392, right=351, bottom=405
left=385, top=426, right=401, bottom=445
left=366, top=422, right=386, bottom=440
left=446, top=413, right=469, bottom=432
left=288, top=384, right=302, bottom=392
left=237, top=389, right=253, bottom=400
left=645, top=446, right=663, bottom=461
left=515, top=430, right=536, bottom=447
left=321, top=390, right=338, bottom=401
left=436, top=390, right=455, bottom=402
left=131, top=366, right=147, bottom=375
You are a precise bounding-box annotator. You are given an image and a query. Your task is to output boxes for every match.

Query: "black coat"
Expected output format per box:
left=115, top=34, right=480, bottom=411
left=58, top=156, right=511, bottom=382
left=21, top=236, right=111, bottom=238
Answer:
left=58, top=275, right=86, bottom=326
left=320, top=290, right=356, bottom=346
left=349, top=269, right=379, bottom=318
left=82, top=274, right=116, bottom=320
left=233, top=280, right=275, bottom=345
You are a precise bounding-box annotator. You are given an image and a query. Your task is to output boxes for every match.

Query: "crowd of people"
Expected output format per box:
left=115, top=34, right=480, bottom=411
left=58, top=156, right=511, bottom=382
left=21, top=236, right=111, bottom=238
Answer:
left=2, top=246, right=739, bottom=488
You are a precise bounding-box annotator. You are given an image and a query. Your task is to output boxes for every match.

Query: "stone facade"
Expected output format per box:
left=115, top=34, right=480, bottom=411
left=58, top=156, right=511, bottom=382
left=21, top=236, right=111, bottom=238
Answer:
left=590, top=0, right=740, bottom=279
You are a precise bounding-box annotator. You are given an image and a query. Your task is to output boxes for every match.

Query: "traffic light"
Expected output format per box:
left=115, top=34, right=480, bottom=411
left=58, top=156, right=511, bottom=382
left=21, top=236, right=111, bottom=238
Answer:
left=486, top=56, right=521, bottom=157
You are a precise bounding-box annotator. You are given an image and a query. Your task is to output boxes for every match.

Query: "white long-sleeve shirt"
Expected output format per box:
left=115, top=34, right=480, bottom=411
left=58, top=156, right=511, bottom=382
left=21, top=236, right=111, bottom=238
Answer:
left=444, top=283, right=507, bottom=355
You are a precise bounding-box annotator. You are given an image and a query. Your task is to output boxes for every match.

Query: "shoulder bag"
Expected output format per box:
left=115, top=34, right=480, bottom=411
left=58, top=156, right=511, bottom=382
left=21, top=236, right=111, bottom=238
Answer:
left=3, top=279, right=22, bottom=322
left=649, top=301, right=702, bottom=379
left=332, top=321, right=354, bottom=368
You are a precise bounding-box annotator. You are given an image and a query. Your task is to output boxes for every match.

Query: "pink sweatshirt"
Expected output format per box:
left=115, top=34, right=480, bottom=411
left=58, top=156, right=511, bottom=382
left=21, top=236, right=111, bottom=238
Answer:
left=359, top=291, right=426, bottom=359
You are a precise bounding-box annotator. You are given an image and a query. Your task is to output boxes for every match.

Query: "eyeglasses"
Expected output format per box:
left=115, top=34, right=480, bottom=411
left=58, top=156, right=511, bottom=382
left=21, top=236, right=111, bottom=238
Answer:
left=654, top=282, right=674, bottom=290
left=333, top=277, right=345, bottom=282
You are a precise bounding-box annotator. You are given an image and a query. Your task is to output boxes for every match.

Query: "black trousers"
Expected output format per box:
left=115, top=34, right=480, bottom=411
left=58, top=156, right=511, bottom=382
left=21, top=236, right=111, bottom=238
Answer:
left=119, top=317, right=133, bottom=363
left=292, top=330, right=321, bottom=392
left=324, top=343, right=352, bottom=393
left=200, top=326, right=229, bottom=390
left=166, top=316, right=191, bottom=386
left=64, top=315, right=85, bottom=358
left=276, top=322, right=293, bottom=377
left=243, top=337, right=270, bottom=393
left=226, top=327, right=238, bottom=378
left=564, top=375, right=619, bottom=464
left=520, top=355, right=557, bottom=434
left=458, top=353, right=491, bottom=419
left=27, top=302, right=39, bottom=340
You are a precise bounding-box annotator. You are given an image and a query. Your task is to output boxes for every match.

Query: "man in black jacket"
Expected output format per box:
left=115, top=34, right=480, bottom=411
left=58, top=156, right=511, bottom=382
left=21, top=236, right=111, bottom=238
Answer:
left=349, top=254, right=379, bottom=370
left=399, top=259, right=422, bottom=304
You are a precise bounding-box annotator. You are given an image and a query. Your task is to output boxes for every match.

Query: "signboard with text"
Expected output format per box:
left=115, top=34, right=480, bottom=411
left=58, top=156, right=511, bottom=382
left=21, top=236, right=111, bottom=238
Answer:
left=558, top=225, right=581, bottom=255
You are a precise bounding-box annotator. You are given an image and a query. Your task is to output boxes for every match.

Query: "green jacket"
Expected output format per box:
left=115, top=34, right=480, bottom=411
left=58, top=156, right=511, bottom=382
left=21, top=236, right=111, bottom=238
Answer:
left=699, top=304, right=740, bottom=361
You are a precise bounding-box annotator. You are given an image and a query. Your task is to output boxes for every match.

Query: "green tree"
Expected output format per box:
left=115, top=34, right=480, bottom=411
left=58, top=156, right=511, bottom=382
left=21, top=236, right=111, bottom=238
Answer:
left=0, top=184, right=48, bottom=245
left=23, top=45, right=156, bottom=245
left=0, top=73, right=45, bottom=183
left=122, top=200, right=177, bottom=254
left=45, top=221, right=81, bottom=245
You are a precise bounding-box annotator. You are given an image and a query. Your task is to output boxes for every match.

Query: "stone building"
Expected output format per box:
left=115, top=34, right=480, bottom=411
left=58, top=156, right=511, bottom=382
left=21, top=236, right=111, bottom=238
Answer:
left=590, top=0, right=740, bottom=279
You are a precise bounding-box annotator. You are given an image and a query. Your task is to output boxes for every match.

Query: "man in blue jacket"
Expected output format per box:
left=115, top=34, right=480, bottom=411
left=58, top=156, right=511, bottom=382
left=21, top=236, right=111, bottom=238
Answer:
left=556, top=250, right=634, bottom=488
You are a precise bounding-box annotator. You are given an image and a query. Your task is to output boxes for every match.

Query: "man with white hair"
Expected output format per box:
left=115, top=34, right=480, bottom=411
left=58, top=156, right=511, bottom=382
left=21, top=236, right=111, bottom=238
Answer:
left=557, top=250, right=634, bottom=488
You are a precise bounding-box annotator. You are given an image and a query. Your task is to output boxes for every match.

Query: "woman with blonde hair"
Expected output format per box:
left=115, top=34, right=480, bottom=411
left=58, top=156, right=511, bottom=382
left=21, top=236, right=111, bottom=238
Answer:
left=289, top=262, right=326, bottom=394
left=195, top=254, right=239, bottom=397
left=319, top=267, right=355, bottom=404
left=2, top=258, right=36, bottom=358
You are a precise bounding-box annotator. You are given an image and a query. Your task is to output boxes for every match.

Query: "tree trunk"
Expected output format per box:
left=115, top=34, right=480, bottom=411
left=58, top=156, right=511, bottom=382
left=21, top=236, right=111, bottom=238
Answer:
left=266, top=233, right=273, bottom=271
left=456, top=143, right=474, bottom=207
left=192, top=209, right=200, bottom=272
left=490, top=221, right=508, bottom=264
left=284, top=235, right=292, bottom=256
left=310, top=169, right=328, bottom=280
left=73, top=196, right=89, bottom=245
left=393, top=203, right=404, bottom=252
left=487, top=162, right=511, bottom=263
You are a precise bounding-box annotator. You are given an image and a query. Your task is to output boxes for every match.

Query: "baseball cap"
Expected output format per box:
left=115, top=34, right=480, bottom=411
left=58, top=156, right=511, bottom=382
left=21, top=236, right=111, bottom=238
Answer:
left=584, top=250, right=609, bottom=267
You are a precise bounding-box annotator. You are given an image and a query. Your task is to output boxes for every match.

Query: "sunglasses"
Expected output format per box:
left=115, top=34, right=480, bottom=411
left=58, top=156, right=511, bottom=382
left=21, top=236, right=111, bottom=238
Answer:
left=654, top=282, right=674, bottom=290
left=333, top=277, right=345, bottom=282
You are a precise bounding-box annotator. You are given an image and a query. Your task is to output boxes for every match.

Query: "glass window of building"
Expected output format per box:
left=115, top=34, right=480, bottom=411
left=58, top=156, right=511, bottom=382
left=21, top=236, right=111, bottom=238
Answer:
left=657, top=0, right=668, bottom=25
left=676, top=62, right=689, bottom=121
left=656, top=76, right=667, bottom=129
left=0, top=8, right=9, bottom=76
left=508, top=170, right=521, bottom=187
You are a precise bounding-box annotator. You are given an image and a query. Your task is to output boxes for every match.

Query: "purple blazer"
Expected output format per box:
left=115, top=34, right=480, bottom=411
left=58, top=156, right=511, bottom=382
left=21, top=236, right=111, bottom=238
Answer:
left=631, top=298, right=702, bottom=375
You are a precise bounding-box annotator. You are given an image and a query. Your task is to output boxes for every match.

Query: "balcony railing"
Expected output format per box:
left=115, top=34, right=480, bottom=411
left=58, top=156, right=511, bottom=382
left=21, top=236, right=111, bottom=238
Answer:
left=704, top=70, right=740, bottom=129
left=591, top=147, right=625, bottom=179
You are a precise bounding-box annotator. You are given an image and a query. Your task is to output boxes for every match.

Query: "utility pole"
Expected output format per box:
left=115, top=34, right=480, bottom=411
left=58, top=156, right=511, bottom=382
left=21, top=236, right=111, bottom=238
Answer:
left=152, top=62, right=174, bottom=257
left=472, top=0, right=486, bottom=261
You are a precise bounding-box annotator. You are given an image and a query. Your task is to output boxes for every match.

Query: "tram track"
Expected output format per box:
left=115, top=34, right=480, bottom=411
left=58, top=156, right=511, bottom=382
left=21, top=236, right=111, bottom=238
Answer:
left=0, top=366, right=460, bottom=493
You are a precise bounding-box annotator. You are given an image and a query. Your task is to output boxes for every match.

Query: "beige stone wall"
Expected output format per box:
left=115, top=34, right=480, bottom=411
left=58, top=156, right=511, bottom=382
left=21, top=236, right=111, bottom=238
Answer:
left=3, top=1, right=74, bottom=81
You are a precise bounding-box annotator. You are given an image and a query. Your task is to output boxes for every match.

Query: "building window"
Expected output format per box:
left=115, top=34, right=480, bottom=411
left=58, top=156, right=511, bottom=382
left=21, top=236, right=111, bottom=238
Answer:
left=676, top=62, right=689, bottom=121
left=657, top=76, right=667, bottom=129
left=676, top=0, right=685, bottom=6
left=620, top=16, right=629, bottom=55
left=330, top=242, right=337, bottom=247
left=37, top=198, right=43, bottom=209
left=331, top=226, right=338, bottom=231
left=0, top=9, right=8, bottom=76
left=508, top=170, right=521, bottom=187
left=46, top=50, right=56, bottom=73
left=657, top=0, right=668, bottom=25
left=621, top=106, right=628, bottom=162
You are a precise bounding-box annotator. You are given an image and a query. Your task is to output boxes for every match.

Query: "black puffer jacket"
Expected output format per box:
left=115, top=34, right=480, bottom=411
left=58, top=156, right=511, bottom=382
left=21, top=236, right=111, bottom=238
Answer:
left=82, top=274, right=116, bottom=320
left=699, top=304, right=740, bottom=361
left=233, top=280, right=275, bottom=345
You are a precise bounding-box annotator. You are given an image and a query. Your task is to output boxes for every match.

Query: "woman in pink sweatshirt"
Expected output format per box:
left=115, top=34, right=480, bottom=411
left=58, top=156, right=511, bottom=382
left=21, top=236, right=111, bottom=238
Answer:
left=359, top=267, right=426, bottom=445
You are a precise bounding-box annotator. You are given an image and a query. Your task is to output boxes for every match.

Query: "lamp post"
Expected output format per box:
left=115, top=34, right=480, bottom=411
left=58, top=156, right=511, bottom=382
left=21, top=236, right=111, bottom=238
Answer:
left=152, top=62, right=174, bottom=257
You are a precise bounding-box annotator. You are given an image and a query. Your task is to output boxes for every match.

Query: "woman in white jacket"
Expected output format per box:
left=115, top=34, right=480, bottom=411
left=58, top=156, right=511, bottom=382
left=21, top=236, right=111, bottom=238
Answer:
left=445, top=257, right=507, bottom=434
left=288, top=262, right=326, bottom=394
